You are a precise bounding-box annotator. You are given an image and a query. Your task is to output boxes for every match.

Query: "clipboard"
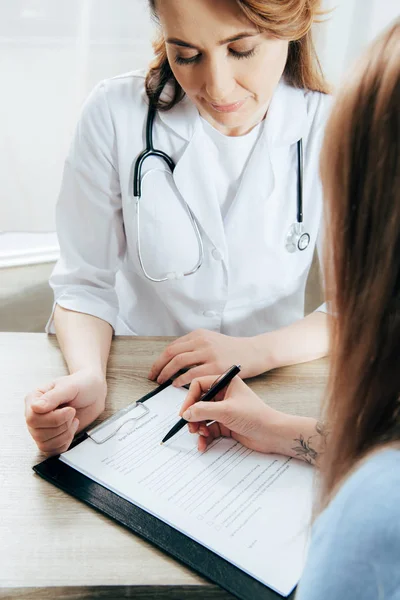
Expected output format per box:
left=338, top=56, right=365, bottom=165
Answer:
left=33, top=381, right=296, bottom=600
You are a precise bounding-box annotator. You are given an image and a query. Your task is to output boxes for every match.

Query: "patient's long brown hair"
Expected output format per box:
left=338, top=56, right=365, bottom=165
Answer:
left=146, top=0, right=329, bottom=110
left=319, top=20, right=400, bottom=508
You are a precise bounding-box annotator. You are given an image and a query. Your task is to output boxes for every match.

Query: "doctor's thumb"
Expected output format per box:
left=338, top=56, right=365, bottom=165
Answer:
left=182, top=401, right=228, bottom=425
left=31, top=380, right=79, bottom=413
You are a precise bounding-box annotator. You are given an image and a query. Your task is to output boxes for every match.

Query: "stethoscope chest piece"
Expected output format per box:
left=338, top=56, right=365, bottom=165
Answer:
left=298, top=231, right=311, bottom=251
left=285, top=222, right=310, bottom=253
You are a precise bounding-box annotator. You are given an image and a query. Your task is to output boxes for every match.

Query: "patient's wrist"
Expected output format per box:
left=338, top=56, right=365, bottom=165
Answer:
left=257, top=408, right=319, bottom=462
left=271, top=413, right=320, bottom=464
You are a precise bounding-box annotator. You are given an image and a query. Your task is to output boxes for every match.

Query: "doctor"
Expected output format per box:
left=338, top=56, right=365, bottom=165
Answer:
left=25, top=0, right=331, bottom=454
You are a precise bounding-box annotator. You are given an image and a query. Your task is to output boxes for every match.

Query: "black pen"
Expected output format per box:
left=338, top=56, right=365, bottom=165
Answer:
left=160, top=364, right=241, bottom=445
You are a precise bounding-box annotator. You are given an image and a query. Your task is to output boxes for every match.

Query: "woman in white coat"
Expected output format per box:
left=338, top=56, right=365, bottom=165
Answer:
left=25, top=0, right=331, bottom=454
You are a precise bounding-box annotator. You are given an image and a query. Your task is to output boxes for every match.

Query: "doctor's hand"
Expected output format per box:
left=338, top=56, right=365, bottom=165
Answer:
left=178, top=375, right=290, bottom=454
left=149, top=329, right=269, bottom=387
left=24, top=369, right=107, bottom=455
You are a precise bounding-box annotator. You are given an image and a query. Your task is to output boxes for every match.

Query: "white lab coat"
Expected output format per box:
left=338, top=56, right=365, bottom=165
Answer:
left=47, top=70, right=331, bottom=336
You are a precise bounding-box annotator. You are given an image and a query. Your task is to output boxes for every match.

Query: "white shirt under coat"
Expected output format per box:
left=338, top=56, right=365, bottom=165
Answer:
left=47, top=71, right=331, bottom=336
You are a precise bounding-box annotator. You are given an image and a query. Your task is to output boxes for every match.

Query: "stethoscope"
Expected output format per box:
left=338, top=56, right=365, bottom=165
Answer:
left=133, top=103, right=310, bottom=282
left=284, top=136, right=311, bottom=254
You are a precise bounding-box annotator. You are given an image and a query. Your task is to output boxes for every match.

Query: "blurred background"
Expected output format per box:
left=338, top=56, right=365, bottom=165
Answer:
left=1, top=0, right=399, bottom=331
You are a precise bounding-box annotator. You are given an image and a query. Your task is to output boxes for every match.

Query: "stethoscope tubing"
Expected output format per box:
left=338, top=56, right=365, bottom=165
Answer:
left=134, top=103, right=204, bottom=282
left=133, top=102, right=309, bottom=280
left=297, top=138, right=303, bottom=224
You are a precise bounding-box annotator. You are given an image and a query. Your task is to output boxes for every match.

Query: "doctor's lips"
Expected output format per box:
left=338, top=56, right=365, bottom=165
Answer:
left=209, top=99, right=247, bottom=113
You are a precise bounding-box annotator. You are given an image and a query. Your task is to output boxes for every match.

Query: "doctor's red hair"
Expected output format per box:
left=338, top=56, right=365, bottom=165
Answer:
left=146, top=0, right=329, bottom=110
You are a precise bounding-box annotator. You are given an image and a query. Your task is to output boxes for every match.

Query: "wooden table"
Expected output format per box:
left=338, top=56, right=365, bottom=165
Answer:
left=0, top=333, right=328, bottom=599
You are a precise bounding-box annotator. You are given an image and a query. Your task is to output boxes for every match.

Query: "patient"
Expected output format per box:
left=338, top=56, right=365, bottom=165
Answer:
left=181, top=20, right=400, bottom=599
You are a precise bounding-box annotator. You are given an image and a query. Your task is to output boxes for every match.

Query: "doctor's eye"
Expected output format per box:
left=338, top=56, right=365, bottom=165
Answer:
left=174, top=54, right=202, bottom=66
left=229, top=47, right=257, bottom=60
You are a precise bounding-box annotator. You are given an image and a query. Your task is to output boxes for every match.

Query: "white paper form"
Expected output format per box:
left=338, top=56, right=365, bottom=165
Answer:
left=61, top=386, right=314, bottom=597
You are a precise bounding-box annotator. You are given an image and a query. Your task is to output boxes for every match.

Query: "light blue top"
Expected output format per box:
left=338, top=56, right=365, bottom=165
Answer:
left=296, top=449, right=400, bottom=600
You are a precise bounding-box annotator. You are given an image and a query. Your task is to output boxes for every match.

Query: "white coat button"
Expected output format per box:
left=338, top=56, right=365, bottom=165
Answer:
left=212, top=248, right=223, bottom=261
left=203, top=310, right=217, bottom=318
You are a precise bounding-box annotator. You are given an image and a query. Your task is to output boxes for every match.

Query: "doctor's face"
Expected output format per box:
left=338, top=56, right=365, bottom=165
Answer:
left=156, top=0, right=289, bottom=136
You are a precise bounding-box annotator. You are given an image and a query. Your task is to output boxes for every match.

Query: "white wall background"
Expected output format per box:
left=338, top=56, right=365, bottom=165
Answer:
left=0, top=0, right=154, bottom=233
left=315, top=0, right=399, bottom=85
left=0, top=0, right=399, bottom=233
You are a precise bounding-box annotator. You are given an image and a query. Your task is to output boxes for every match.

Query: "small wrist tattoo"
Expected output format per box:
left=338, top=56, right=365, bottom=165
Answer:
left=292, top=420, right=329, bottom=466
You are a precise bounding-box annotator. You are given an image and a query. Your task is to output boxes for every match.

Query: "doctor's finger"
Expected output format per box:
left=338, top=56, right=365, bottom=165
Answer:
left=148, top=341, right=194, bottom=380
left=156, top=351, right=204, bottom=384
left=30, top=380, right=79, bottom=414
left=24, top=388, right=47, bottom=411
left=37, top=419, right=79, bottom=455
left=24, top=381, right=58, bottom=412
left=174, top=363, right=230, bottom=388
left=29, top=414, right=76, bottom=443
left=36, top=381, right=56, bottom=395
left=25, top=405, right=76, bottom=430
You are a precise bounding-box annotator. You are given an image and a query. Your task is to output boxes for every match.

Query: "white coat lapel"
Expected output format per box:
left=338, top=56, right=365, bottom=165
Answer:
left=265, top=79, right=308, bottom=146
left=158, top=98, right=225, bottom=251
left=157, top=92, right=198, bottom=142
left=172, top=123, right=226, bottom=251
left=224, top=79, right=309, bottom=227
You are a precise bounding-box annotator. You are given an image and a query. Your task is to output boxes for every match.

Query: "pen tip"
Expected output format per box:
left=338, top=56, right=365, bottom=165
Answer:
left=160, top=442, right=164, bottom=446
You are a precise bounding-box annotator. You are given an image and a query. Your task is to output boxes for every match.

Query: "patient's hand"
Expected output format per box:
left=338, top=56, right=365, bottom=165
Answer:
left=178, top=375, right=289, bottom=454
left=178, top=375, right=322, bottom=464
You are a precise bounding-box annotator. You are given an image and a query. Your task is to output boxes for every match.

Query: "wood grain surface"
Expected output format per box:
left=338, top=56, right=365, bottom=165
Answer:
left=0, top=333, right=328, bottom=598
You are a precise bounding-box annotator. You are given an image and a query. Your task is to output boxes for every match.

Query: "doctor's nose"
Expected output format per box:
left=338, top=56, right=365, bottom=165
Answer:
left=203, top=59, right=235, bottom=102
